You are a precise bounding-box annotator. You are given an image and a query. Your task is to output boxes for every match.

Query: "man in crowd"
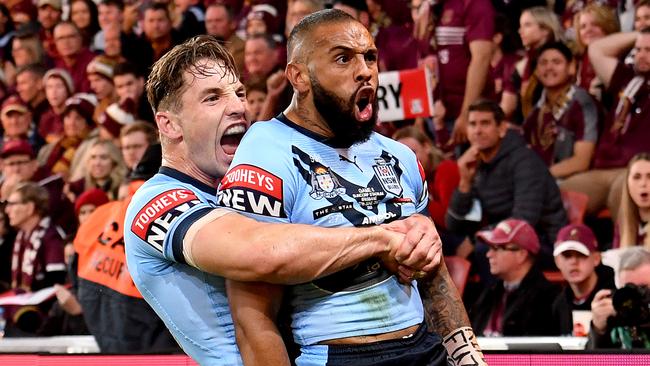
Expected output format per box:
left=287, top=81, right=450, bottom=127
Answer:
left=0, top=96, right=43, bottom=151
left=470, top=218, right=560, bottom=336
left=119, top=122, right=157, bottom=172
left=561, top=28, right=650, bottom=218
left=142, top=3, right=178, bottom=61
left=446, top=99, right=567, bottom=271
left=53, top=21, right=95, bottom=93
left=113, top=62, right=152, bottom=123
left=221, top=10, right=484, bottom=366
left=124, top=35, right=446, bottom=365
left=588, top=247, right=650, bottom=349
left=15, top=64, right=49, bottom=126
left=204, top=3, right=244, bottom=73
left=551, top=224, right=615, bottom=335
left=244, top=33, right=280, bottom=82
left=523, top=41, right=599, bottom=179
left=37, top=0, right=62, bottom=59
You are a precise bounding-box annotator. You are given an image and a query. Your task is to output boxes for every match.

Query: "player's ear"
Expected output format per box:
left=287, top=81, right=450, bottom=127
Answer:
left=155, top=111, right=182, bottom=140
left=286, top=63, right=310, bottom=94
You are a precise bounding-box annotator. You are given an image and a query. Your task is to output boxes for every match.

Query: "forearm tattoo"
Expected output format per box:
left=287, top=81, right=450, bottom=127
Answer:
left=443, top=327, right=487, bottom=366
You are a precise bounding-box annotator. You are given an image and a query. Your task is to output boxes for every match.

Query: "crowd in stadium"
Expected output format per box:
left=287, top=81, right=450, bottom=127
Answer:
left=0, top=0, right=648, bottom=354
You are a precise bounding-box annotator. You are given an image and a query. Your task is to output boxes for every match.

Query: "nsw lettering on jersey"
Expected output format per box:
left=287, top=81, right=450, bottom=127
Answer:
left=131, top=189, right=201, bottom=252
left=218, top=164, right=287, bottom=218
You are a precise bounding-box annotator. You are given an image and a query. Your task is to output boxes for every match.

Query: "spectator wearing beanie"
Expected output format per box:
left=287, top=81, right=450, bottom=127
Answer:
left=97, top=98, right=135, bottom=142
left=74, top=187, right=108, bottom=224
left=86, top=55, right=117, bottom=123
left=37, top=93, right=97, bottom=177
left=40, top=68, right=74, bottom=143
left=246, top=4, right=280, bottom=38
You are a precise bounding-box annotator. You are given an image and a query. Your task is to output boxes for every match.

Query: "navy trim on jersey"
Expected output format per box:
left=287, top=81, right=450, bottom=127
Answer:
left=159, top=166, right=218, bottom=196
left=171, top=207, right=213, bottom=264
left=276, top=113, right=355, bottom=149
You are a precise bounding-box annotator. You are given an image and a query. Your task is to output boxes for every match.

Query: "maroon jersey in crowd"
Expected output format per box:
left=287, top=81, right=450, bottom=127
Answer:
left=486, top=52, right=520, bottom=103
left=11, top=217, right=66, bottom=291
left=54, top=48, right=96, bottom=94
left=594, top=63, right=650, bottom=169
left=434, top=0, right=495, bottom=120
left=523, top=86, right=599, bottom=166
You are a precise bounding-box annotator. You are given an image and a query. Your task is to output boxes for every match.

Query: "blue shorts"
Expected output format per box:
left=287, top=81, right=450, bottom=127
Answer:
left=295, top=324, right=450, bottom=366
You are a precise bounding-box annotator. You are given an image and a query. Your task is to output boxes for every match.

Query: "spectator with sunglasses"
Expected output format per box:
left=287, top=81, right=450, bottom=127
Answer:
left=469, top=218, right=560, bottom=336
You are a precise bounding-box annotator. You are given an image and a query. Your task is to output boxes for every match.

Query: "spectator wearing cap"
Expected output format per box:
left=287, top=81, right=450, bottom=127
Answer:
left=522, top=41, right=599, bottom=180
left=97, top=98, right=135, bottom=142
left=446, top=99, right=567, bottom=274
left=74, top=187, right=108, bottom=225
left=9, top=0, right=37, bottom=30
left=39, top=68, right=74, bottom=143
left=246, top=4, right=280, bottom=38
left=86, top=55, right=118, bottom=122
left=112, top=62, right=153, bottom=124
left=469, top=218, right=561, bottom=336
left=53, top=21, right=96, bottom=93
left=0, top=95, right=43, bottom=151
left=551, top=224, right=615, bottom=336
left=37, top=93, right=97, bottom=178
left=174, top=0, right=205, bottom=42
left=15, top=64, right=49, bottom=126
left=142, top=3, right=180, bottom=62
left=205, top=3, right=245, bottom=74
left=119, top=121, right=157, bottom=172
left=37, top=0, right=62, bottom=59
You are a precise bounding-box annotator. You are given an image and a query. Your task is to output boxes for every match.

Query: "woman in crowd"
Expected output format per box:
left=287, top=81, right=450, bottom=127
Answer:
left=573, top=4, right=619, bottom=102
left=69, top=0, right=100, bottom=48
left=501, top=6, right=563, bottom=123
left=615, top=153, right=650, bottom=248
left=67, top=139, right=126, bottom=201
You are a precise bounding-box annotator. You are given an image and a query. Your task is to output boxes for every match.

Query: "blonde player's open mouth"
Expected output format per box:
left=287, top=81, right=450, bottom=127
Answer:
left=220, top=123, right=246, bottom=156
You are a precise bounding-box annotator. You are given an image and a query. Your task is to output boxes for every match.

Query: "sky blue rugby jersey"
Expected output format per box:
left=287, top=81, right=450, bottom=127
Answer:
left=218, top=114, right=429, bottom=348
left=124, top=167, right=242, bottom=365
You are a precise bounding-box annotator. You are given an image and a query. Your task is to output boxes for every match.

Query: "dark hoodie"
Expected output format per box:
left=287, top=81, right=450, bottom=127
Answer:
left=446, top=129, right=567, bottom=259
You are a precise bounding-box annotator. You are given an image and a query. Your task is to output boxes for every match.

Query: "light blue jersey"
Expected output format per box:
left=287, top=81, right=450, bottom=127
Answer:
left=125, top=167, right=242, bottom=366
left=218, top=115, right=428, bottom=356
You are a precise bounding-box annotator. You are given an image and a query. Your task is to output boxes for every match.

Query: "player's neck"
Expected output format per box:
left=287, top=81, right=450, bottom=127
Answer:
left=284, top=98, right=334, bottom=138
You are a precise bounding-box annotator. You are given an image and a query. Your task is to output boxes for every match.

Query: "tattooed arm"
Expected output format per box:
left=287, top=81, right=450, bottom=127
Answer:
left=418, top=256, right=487, bottom=365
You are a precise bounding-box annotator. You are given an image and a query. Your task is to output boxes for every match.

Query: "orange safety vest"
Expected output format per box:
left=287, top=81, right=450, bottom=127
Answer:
left=74, top=194, right=142, bottom=299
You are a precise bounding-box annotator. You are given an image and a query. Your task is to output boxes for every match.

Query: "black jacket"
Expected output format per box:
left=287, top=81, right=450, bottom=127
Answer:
left=446, top=129, right=567, bottom=259
left=470, top=264, right=560, bottom=336
left=551, top=265, right=616, bottom=335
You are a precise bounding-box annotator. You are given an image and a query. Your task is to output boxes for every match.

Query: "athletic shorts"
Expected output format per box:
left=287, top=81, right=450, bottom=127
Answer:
left=295, top=324, right=450, bottom=366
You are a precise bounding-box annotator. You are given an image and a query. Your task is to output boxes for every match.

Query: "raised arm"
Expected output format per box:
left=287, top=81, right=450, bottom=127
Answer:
left=588, top=32, right=638, bottom=89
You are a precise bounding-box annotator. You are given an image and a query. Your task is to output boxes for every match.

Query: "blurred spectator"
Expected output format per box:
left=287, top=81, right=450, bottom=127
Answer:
left=614, top=152, right=650, bottom=248
left=0, top=4, right=16, bottom=68
left=173, top=0, right=205, bottom=42
left=490, top=0, right=548, bottom=40
left=333, top=0, right=370, bottom=29
left=561, top=30, right=650, bottom=218
left=67, top=139, right=126, bottom=201
left=487, top=13, right=521, bottom=105
left=74, top=144, right=179, bottom=353
left=97, top=98, right=135, bottom=142
left=446, top=99, right=567, bottom=271
left=86, top=55, right=118, bottom=122
left=0, top=95, right=44, bottom=151
left=244, top=77, right=267, bottom=122
left=7, top=31, right=47, bottom=86
left=119, top=121, right=157, bottom=172
left=470, top=218, right=560, bottom=336
left=36, top=0, right=63, bottom=59
left=53, top=21, right=95, bottom=93
left=245, top=4, right=280, bottom=38
left=0, top=202, right=17, bottom=292
left=205, top=3, right=245, bottom=74
left=551, top=224, right=615, bottom=335
left=523, top=41, right=598, bottom=179
left=15, top=63, right=49, bottom=125
left=554, top=0, right=619, bottom=33
left=39, top=68, right=74, bottom=143
left=38, top=93, right=96, bottom=178
left=113, top=62, right=153, bottom=123
left=574, top=4, right=620, bottom=101
left=244, top=33, right=280, bottom=82
left=142, top=3, right=179, bottom=62
left=93, top=0, right=123, bottom=52
left=1, top=139, right=75, bottom=233
left=9, top=1, right=37, bottom=30
left=69, top=0, right=100, bottom=48
left=623, top=0, right=650, bottom=66
left=501, top=6, right=563, bottom=123
left=285, top=0, right=324, bottom=37
left=587, top=246, right=650, bottom=349
left=428, top=0, right=494, bottom=147
left=7, top=182, right=66, bottom=292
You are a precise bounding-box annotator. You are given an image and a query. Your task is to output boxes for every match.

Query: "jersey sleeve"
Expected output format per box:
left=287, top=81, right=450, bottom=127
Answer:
left=125, top=184, right=217, bottom=264
left=218, top=123, right=295, bottom=224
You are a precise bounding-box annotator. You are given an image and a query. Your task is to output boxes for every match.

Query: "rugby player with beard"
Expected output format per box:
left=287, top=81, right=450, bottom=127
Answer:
left=220, top=9, right=484, bottom=366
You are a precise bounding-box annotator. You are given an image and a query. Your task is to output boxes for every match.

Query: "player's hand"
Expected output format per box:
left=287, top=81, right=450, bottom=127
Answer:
left=591, top=289, right=615, bottom=334
left=382, top=214, right=442, bottom=274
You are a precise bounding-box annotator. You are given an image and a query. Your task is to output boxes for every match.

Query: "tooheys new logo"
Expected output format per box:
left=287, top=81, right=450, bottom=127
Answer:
left=131, top=189, right=201, bottom=252
left=218, top=164, right=287, bottom=218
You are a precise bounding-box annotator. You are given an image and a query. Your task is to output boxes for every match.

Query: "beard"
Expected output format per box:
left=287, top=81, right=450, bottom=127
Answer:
left=310, top=74, right=377, bottom=147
